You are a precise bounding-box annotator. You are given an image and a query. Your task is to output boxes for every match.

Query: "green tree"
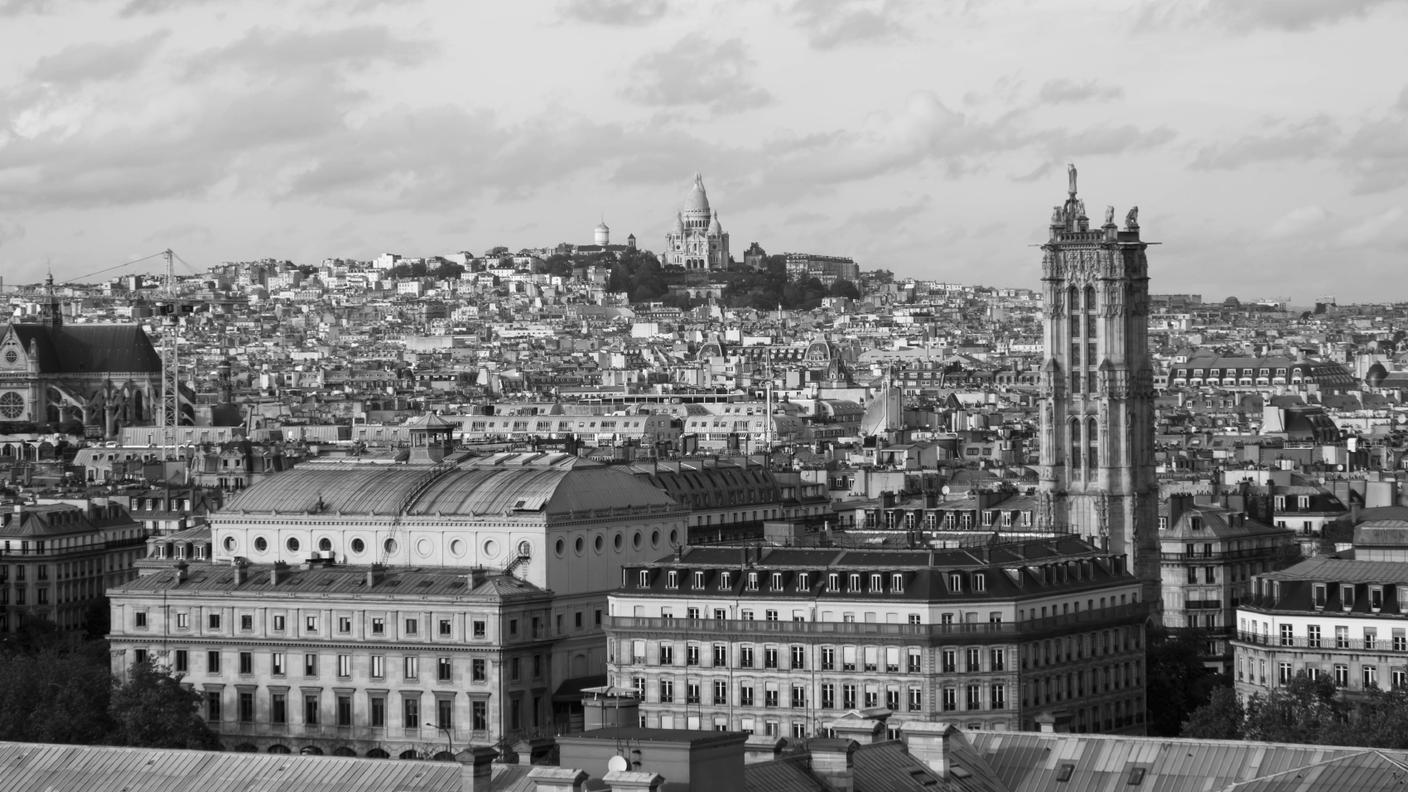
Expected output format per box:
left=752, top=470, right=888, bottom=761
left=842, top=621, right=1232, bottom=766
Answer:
left=829, top=279, right=860, bottom=300
left=0, top=639, right=114, bottom=745
left=1339, top=683, right=1408, bottom=748
left=1181, top=686, right=1244, bottom=739
left=109, top=661, right=221, bottom=750
left=1243, top=671, right=1345, bottom=744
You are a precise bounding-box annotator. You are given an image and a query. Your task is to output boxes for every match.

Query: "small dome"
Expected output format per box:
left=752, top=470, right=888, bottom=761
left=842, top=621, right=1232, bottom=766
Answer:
left=595, top=221, right=609, bottom=232
left=683, top=172, right=710, bottom=214
left=1366, top=362, right=1389, bottom=388
left=708, top=211, right=722, bottom=235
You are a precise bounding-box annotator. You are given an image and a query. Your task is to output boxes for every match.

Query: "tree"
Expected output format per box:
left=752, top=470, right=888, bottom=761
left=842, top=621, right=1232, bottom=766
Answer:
left=829, top=279, right=860, bottom=300
left=1181, top=686, right=1244, bottom=739
left=1145, top=628, right=1225, bottom=736
left=1337, top=684, right=1408, bottom=748
left=1242, top=671, right=1345, bottom=744
left=0, top=638, right=114, bottom=745
left=109, top=661, right=221, bottom=750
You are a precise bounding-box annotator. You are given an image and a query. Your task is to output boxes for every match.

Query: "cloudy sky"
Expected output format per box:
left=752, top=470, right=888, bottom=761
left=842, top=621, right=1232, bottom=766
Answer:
left=1, top=0, right=1406, bottom=302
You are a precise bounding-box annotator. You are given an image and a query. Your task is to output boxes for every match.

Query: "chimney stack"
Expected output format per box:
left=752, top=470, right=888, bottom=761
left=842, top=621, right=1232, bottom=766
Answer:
left=457, top=746, right=497, bottom=792
left=526, top=768, right=589, bottom=792
left=602, top=770, right=664, bottom=792
left=808, top=739, right=857, bottom=792
left=901, top=721, right=961, bottom=781
left=233, top=557, right=249, bottom=585
left=174, top=561, right=189, bottom=583
left=367, top=564, right=384, bottom=588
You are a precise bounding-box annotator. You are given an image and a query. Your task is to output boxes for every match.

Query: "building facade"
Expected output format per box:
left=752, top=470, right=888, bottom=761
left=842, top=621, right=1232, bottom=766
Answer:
left=664, top=174, right=729, bottom=271
left=606, top=538, right=1148, bottom=738
left=1, top=499, right=147, bottom=635
left=1037, top=165, right=1160, bottom=605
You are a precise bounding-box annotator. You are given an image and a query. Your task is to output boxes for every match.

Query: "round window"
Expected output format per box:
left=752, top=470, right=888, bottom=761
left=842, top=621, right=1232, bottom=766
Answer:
left=350, top=538, right=365, bottom=554
left=222, top=536, right=236, bottom=552
left=555, top=538, right=565, bottom=556
left=594, top=535, right=604, bottom=553
left=416, top=538, right=432, bottom=557
left=651, top=530, right=659, bottom=547
left=633, top=532, right=642, bottom=549
left=518, top=540, right=532, bottom=557
left=317, top=537, right=332, bottom=552
left=2, top=349, right=16, bottom=364
left=669, top=529, right=679, bottom=545
left=286, top=537, right=300, bottom=552
left=0, top=392, right=23, bottom=420
left=575, top=537, right=585, bottom=554
left=450, top=539, right=466, bottom=558
left=384, top=538, right=398, bottom=555
left=613, top=533, right=623, bottom=550
left=483, top=539, right=499, bottom=558
left=254, top=536, right=268, bottom=552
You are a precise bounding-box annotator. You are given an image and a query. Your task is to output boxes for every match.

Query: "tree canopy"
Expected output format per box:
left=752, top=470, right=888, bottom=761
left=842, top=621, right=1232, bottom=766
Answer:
left=109, top=660, right=222, bottom=750
left=1145, top=628, right=1227, bottom=736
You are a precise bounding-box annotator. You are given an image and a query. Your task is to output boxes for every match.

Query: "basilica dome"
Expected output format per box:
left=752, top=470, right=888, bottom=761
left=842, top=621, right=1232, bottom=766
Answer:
left=683, top=173, right=711, bottom=214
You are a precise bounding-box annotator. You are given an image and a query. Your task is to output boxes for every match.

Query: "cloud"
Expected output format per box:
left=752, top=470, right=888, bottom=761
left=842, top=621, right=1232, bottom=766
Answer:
left=0, top=0, right=51, bottom=14
left=1265, top=205, right=1331, bottom=239
left=1137, top=0, right=1396, bottom=33
left=0, top=219, right=24, bottom=248
left=1190, top=115, right=1339, bottom=170
left=1038, top=123, right=1176, bottom=157
left=29, top=31, right=168, bottom=86
left=623, top=34, right=770, bottom=113
left=119, top=0, right=223, bottom=16
left=1036, top=79, right=1123, bottom=105
left=789, top=0, right=913, bottom=49
left=186, top=26, right=436, bottom=78
left=560, top=0, right=667, bottom=26
left=1342, top=112, right=1408, bottom=194
left=1336, top=206, right=1405, bottom=246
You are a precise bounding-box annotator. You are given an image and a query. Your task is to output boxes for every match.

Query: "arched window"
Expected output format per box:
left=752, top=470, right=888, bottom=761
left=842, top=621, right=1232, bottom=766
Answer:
left=1087, top=417, right=1100, bottom=470
left=1069, top=419, right=1082, bottom=469
left=1083, top=285, right=1096, bottom=311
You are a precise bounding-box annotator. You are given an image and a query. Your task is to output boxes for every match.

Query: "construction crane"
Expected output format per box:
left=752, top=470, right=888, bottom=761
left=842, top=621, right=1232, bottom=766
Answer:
left=72, top=249, right=198, bottom=448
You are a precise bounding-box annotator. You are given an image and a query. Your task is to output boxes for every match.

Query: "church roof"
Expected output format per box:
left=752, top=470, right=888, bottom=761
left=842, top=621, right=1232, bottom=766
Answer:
left=683, top=173, right=711, bottom=214
left=6, top=323, right=162, bottom=374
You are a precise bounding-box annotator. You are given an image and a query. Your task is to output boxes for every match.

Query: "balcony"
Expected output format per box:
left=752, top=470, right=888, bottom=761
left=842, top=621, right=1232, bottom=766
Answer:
left=1232, top=631, right=1404, bottom=653
left=608, top=602, right=1147, bottom=645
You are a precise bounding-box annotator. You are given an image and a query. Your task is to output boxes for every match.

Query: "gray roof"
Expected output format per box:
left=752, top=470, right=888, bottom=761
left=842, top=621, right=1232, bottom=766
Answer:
left=1261, top=556, right=1408, bottom=585
left=0, top=740, right=462, bottom=792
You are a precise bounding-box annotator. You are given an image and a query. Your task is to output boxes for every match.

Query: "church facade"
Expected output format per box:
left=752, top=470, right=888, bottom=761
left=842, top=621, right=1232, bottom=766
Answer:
left=1036, top=166, right=1161, bottom=606
left=664, top=173, right=730, bottom=270
left=0, top=279, right=163, bottom=437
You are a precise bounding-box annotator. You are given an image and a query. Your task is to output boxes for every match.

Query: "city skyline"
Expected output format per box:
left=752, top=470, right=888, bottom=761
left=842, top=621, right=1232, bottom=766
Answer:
left=0, top=0, right=1405, bottom=301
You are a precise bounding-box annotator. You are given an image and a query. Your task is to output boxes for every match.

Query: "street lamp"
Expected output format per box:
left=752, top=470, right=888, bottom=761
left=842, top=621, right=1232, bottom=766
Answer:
left=426, top=722, right=453, bottom=760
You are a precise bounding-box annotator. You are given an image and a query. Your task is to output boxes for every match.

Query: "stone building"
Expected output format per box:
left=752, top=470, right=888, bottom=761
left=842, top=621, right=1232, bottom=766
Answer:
left=663, top=174, right=729, bottom=271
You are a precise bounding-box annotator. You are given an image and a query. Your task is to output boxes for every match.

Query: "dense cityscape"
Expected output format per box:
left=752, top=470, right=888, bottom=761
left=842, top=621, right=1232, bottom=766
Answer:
left=4, top=165, right=1408, bottom=791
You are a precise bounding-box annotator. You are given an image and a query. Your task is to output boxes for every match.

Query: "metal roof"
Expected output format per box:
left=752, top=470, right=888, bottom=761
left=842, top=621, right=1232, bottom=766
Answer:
left=0, top=740, right=462, bottom=792
left=1262, top=556, right=1408, bottom=585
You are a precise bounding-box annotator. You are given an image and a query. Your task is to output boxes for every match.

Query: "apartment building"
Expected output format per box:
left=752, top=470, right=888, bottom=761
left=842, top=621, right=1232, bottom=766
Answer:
left=606, top=537, right=1148, bottom=738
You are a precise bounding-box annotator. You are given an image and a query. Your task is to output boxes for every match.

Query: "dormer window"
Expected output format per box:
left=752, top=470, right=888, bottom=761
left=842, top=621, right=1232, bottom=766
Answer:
left=1298, top=496, right=1310, bottom=510
left=848, top=573, right=861, bottom=592
left=1312, top=583, right=1326, bottom=609
left=949, top=573, right=962, bottom=592
left=974, top=572, right=986, bottom=592
left=1341, top=584, right=1355, bottom=610
left=692, top=571, right=704, bottom=589
left=719, top=572, right=732, bottom=590
left=1274, top=496, right=1286, bottom=511
left=828, top=573, right=840, bottom=592
left=870, top=573, right=882, bottom=592
left=637, top=570, right=649, bottom=588
left=745, top=572, right=758, bottom=591
left=797, top=573, right=810, bottom=592
left=771, top=572, right=782, bottom=590
left=1372, top=586, right=1384, bottom=611
left=666, top=571, right=679, bottom=589
left=1189, top=517, right=1202, bottom=532
left=892, top=573, right=904, bottom=593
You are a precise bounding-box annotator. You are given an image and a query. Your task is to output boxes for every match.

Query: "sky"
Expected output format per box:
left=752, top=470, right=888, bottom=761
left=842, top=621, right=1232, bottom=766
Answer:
left=1, top=0, right=1406, bottom=303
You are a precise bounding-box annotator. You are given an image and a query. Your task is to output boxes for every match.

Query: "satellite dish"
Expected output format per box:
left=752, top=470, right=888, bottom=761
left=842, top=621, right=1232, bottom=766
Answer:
left=607, top=755, right=630, bottom=773
left=941, top=485, right=951, bottom=496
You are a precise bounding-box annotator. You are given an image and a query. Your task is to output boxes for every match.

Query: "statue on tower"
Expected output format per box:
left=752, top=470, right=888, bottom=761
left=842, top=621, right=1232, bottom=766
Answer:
left=1125, top=205, right=1140, bottom=229
left=1104, top=205, right=1115, bottom=226
left=1067, top=162, right=1078, bottom=196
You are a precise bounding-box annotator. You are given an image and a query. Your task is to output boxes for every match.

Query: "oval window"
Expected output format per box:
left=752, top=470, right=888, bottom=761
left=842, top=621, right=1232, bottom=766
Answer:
left=384, top=538, right=398, bottom=555
left=450, top=539, right=466, bottom=558
left=318, top=537, right=332, bottom=552
left=286, top=537, right=300, bottom=553
left=350, top=538, right=365, bottom=554
left=575, top=537, right=585, bottom=554
left=254, top=536, right=268, bottom=552
left=633, top=532, right=642, bottom=549
left=594, top=535, right=604, bottom=553
left=613, top=534, right=623, bottom=550
left=555, top=538, right=565, bottom=556
left=223, top=536, right=236, bottom=552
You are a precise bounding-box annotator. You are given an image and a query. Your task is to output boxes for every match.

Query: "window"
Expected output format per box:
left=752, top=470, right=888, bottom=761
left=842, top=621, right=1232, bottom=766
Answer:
left=404, top=656, right=419, bottom=679
left=821, top=683, right=835, bottom=709
left=405, top=618, right=418, bottom=635
left=240, top=692, right=255, bottom=723
left=472, top=658, right=486, bottom=682
left=992, top=683, right=1006, bottom=709
left=439, top=619, right=452, bottom=637
left=739, top=646, right=754, bottom=668
left=1364, top=665, right=1378, bottom=689
left=402, top=697, right=419, bottom=730
left=436, top=698, right=453, bottom=730
left=764, top=647, right=779, bottom=669
left=175, top=650, right=188, bottom=673
left=713, top=644, right=728, bottom=666
left=713, top=680, right=728, bottom=705
left=371, top=617, right=385, bottom=635
left=134, top=611, right=148, bottom=628
left=639, top=570, right=650, bottom=588
left=271, top=652, right=285, bottom=676
left=942, top=687, right=957, bottom=711
left=659, top=679, right=674, bottom=703
left=176, top=613, right=190, bottom=629
left=908, top=649, right=922, bottom=673
left=472, top=620, right=486, bottom=638
left=686, top=644, right=700, bottom=666
left=1280, top=624, right=1294, bottom=646
left=438, top=657, right=452, bottom=681
left=304, top=653, right=318, bottom=677
left=991, top=648, right=1005, bottom=671
left=304, top=694, right=320, bottom=725
left=1336, top=626, right=1350, bottom=648
left=240, top=614, right=253, bottom=631
left=666, top=571, right=678, bottom=589
left=821, top=648, right=834, bottom=670
left=1335, top=664, right=1349, bottom=687
left=206, top=691, right=222, bottom=722
left=208, top=614, right=221, bottom=630
left=472, top=700, right=487, bottom=732
left=337, top=695, right=353, bottom=727
left=1278, top=662, right=1292, bottom=685
left=207, top=651, right=222, bottom=674
left=304, top=615, right=317, bottom=632
left=942, top=649, right=957, bottom=673
left=909, top=687, right=922, bottom=711
left=1308, top=625, right=1321, bottom=648
left=843, top=684, right=856, bottom=709
left=740, top=685, right=754, bottom=707
left=371, top=655, right=385, bottom=679
left=687, top=682, right=701, bottom=705
left=791, top=646, right=806, bottom=670
left=239, top=651, right=253, bottom=675
left=659, top=643, right=674, bottom=666
left=370, top=696, right=386, bottom=728
left=271, top=692, right=287, bottom=724
left=337, top=616, right=351, bottom=633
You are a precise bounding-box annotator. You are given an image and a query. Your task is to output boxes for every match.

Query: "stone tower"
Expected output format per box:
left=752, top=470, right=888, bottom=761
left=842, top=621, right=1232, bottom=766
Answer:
left=1037, top=164, right=1160, bottom=607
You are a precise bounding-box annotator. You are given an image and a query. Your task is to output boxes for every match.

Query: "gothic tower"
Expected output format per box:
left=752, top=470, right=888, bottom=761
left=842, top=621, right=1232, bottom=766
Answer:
left=1037, top=165, right=1160, bottom=607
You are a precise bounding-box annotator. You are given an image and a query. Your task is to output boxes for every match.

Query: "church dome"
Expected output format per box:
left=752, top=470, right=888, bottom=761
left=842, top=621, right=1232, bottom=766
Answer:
left=1366, top=362, right=1389, bottom=388
left=594, top=221, right=609, bottom=233
left=683, top=172, right=711, bottom=214
left=708, top=211, right=722, bottom=235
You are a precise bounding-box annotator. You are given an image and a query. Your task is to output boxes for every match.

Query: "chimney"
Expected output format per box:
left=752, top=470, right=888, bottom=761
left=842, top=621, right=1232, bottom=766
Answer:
left=174, top=561, right=189, bottom=583
left=366, top=564, right=384, bottom=588
left=744, top=734, right=787, bottom=764
left=271, top=561, right=287, bottom=585
left=901, top=721, right=960, bottom=781
left=457, top=746, right=497, bottom=792
left=808, top=739, right=857, bottom=792
left=1036, top=712, right=1056, bottom=733
left=526, top=767, right=589, bottom=792
left=233, top=557, right=249, bottom=585
left=825, top=716, right=886, bottom=745
left=602, top=770, right=664, bottom=792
